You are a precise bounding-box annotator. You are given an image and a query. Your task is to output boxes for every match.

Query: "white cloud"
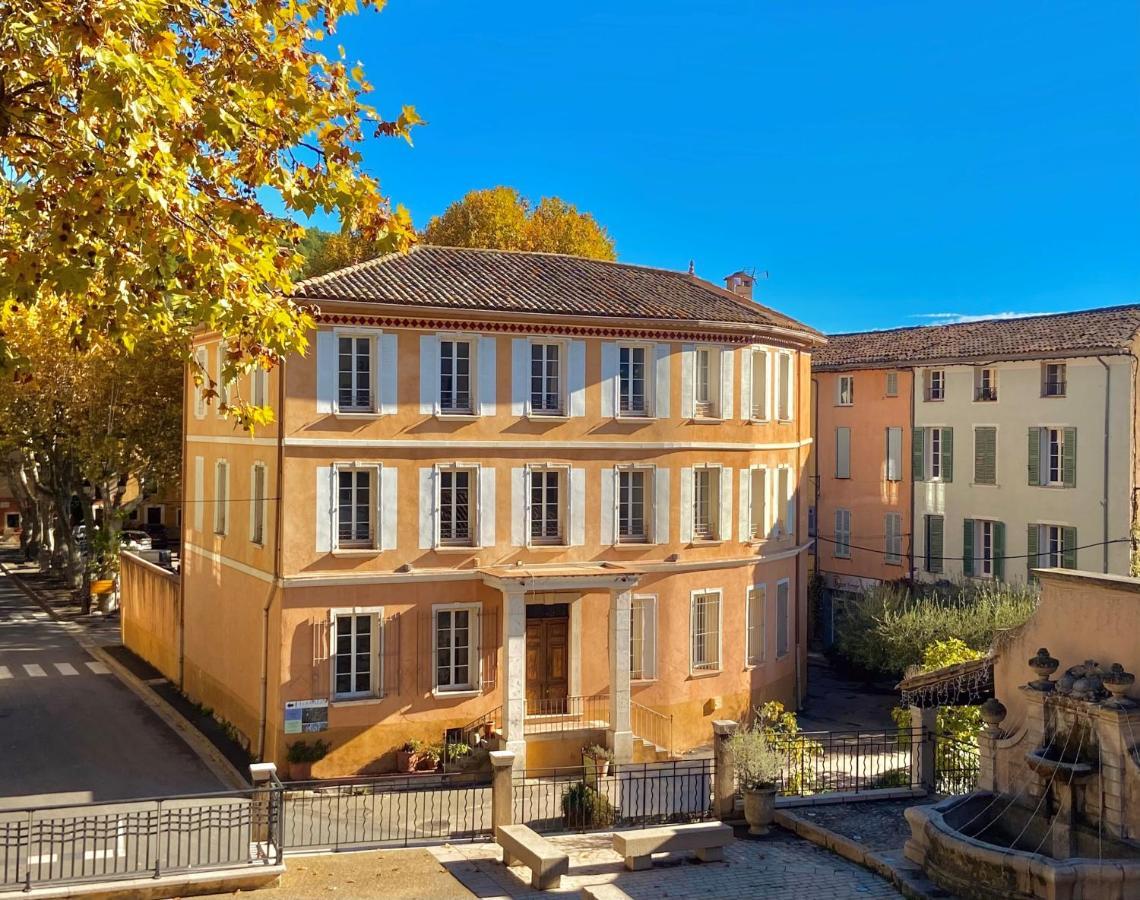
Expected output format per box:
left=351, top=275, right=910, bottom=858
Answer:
left=910, top=311, right=1052, bottom=325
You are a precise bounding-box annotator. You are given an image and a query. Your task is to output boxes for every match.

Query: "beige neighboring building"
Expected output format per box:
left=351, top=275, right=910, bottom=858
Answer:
left=179, top=248, right=824, bottom=775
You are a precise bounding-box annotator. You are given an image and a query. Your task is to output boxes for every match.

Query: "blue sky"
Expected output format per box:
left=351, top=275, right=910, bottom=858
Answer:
left=292, top=0, right=1139, bottom=333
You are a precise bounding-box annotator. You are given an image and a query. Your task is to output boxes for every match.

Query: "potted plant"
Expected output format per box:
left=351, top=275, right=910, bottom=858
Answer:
left=416, top=743, right=442, bottom=771
left=396, top=739, right=424, bottom=773
left=582, top=744, right=614, bottom=781
left=286, top=739, right=330, bottom=781
left=728, top=726, right=783, bottom=836
left=561, top=780, right=615, bottom=830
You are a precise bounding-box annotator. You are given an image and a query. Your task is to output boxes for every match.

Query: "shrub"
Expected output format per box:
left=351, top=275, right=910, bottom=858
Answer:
left=834, top=580, right=1036, bottom=678
left=561, top=781, right=615, bottom=829
left=728, top=726, right=783, bottom=790
left=287, top=739, right=330, bottom=764
left=443, top=741, right=471, bottom=763
left=752, top=701, right=824, bottom=795
left=891, top=638, right=984, bottom=745
left=582, top=744, right=614, bottom=762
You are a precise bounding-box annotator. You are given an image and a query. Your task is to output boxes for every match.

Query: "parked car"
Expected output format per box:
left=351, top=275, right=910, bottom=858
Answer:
left=141, top=522, right=169, bottom=549
left=119, top=530, right=152, bottom=552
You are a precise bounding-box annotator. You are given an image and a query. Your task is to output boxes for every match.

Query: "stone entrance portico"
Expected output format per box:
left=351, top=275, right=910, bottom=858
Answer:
left=481, top=566, right=642, bottom=767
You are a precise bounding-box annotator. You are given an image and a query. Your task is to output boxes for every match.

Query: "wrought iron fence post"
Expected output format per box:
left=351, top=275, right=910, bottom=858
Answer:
left=152, top=799, right=163, bottom=879
left=711, top=720, right=738, bottom=819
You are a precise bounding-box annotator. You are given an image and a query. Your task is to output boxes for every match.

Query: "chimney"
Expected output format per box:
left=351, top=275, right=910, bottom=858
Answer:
left=725, top=270, right=754, bottom=300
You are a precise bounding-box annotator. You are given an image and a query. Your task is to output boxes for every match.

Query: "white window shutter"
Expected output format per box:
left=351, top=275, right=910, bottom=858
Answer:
left=379, top=333, right=398, bottom=415
left=316, top=331, right=336, bottom=414
left=680, top=344, right=695, bottom=418
left=738, top=468, right=750, bottom=542
left=753, top=467, right=768, bottom=539
left=511, top=338, right=530, bottom=416
left=569, top=341, right=587, bottom=417
left=380, top=466, right=398, bottom=550
left=784, top=468, right=795, bottom=538
left=600, top=468, right=615, bottom=545
left=719, top=466, right=734, bottom=541
left=679, top=467, right=694, bottom=543
left=193, top=456, right=204, bottom=531
left=315, top=466, right=334, bottom=552
left=600, top=342, right=617, bottom=418
left=477, top=336, right=496, bottom=416
left=739, top=348, right=752, bottom=420
left=570, top=468, right=586, bottom=546
left=510, top=467, right=527, bottom=546
left=644, top=598, right=657, bottom=679
left=654, top=343, right=671, bottom=418
left=654, top=467, right=670, bottom=544
left=417, top=467, right=435, bottom=549
left=720, top=348, right=735, bottom=420
left=479, top=466, right=496, bottom=548
left=419, top=336, right=439, bottom=414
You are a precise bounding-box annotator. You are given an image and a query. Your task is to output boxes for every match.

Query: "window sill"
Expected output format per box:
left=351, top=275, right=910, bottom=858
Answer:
left=431, top=688, right=481, bottom=699
left=688, top=539, right=726, bottom=547
left=687, top=417, right=726, bottom=425
left=331, top=695, right=385, bottom=707
left=746, top=417, right=771, bottom=425
left=743, top=663, right=765, bottom=671
left=615, top=414, right=651, bottom=421
left=631, top=677, right=658, bottom=685
left=526, top=412, right=569, bottom=421
left=611, top=540, right=653, bottom=549
left=688, top=668, right=722, bottom=679
left=436, top=413, right=480, bottom=421
left=433, top=545, right=480, bottom=554
left=332, top=548, right=381, bottom=557
left=333, top=409, right=381, bottom=419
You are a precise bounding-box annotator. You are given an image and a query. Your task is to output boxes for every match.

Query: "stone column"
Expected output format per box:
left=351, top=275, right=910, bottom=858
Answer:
left=712, top=720, right=739, bottom=819
left=248, top=762, right=278, bottom=854
left=501, top=588, right=528, bottom=764
left=489, top=750, right=516, bottom=836
left=910, top=706, right=937, bottom=793
left=607, top=588, right=634, bottom=764
left=977, top=698, right=1007, bottom=793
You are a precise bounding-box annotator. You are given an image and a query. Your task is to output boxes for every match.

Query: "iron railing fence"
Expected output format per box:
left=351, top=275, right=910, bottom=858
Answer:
left=513, top=759, right=714, bottom=834
left=523, top=693, right=610, bottom=735
left=741, top=728, right=920, bottom=797
left=281, top=772, right=491, bottom=851
left=0, top=786, right=281, bottom=894
left=934, top=732, right=980, bottom=796
left=631, top=702, right=673, bottom=757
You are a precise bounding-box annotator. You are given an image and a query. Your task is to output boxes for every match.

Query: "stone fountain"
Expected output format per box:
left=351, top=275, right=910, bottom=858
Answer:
left=904, top=648, right=1140, bottom=900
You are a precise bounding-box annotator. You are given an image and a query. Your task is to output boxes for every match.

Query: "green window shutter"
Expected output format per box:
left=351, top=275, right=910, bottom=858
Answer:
left=962, top=519, right=975, bottom=577
left=1028, top=427, right=1041, bottom=486
left=974, top=427, right=996, bottom=485
left=993, top=521, right=1005, bottom=581
left=941, top=427, right=954, bottom=483
left=912, top=428, right=925, bottom=481
left=1062, top=526, right=1078, bottom=569
left=1027, top=524, right=1039, bottom=580
left=1062, top=428, right=1077, bottom=487
left=927, top=515, right=944, bottom=574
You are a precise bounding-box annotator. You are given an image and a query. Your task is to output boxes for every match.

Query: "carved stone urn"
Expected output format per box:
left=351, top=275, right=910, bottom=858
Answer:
left=1028, top=648, right=1059, bottom=691
left=979, top=698, right=1008, bottom=735
left=1103, top=663, right=1136, bottom=709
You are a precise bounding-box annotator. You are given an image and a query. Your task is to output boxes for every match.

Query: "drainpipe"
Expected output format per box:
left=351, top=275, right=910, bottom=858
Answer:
left=178, top=356, right=190, bottom=690
left=1096, top=357, right=1111, bottom=574
left=908, top=368, right=916, bottom=578
left=810, top=376, right=821, bottom=581
left=257, top=357, right=287, bottom=762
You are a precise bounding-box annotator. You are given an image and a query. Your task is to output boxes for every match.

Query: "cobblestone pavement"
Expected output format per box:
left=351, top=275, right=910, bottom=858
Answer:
left=791, top=799, right=917, bottom=852
left=431, top=827, right=901, bottom=898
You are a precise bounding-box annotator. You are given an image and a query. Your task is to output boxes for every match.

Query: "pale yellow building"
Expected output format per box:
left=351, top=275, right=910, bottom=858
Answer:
left=180, top=248, right=823, bottom=775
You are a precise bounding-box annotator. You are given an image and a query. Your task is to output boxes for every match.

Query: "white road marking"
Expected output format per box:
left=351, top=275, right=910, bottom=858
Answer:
left=85, top=661, right=110, bottom=675
left=28, top=853, right=58, bottom=865
left=54, top=663, right=78, bottom=676
left=0, top=666, right=10, bottom=680
left=23, top=664, right=46, bottom=677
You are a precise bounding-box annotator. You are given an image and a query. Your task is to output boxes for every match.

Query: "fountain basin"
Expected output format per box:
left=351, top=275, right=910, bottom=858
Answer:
left=1024, top=749, right=1096, bottom=785
left=905, top=793, right=1140, bottom=900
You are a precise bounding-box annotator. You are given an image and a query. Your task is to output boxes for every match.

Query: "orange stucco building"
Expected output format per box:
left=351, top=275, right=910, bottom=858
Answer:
left=180, top=249, right=823, bottom=775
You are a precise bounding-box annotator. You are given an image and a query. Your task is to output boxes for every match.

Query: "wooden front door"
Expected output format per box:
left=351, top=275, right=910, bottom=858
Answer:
left=525, top=616, right=569, bottom=713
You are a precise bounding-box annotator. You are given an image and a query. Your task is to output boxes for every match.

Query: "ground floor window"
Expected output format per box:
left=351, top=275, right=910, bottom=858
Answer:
left=746, top=585, right=765, bottom=666
left=630, top=595, right=657, bottom=680
left=435, top=605, right=479, bottom=692
left=690, top=590, right=722, bottom=672
left=332, top=610, right=381, bottom=700
left=776, top=580, right=790, bottom=659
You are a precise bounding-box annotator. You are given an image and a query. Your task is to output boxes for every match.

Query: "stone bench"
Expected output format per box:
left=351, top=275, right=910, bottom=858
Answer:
left=612, top=821, right=733, bottom=871
left=580, top=884, right=633, bottom=900
left=495, top=824, right=570, bottom=890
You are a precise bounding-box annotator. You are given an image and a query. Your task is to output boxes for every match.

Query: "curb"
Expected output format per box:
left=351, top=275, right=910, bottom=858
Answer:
left=0, top=561, right=249, bottom=792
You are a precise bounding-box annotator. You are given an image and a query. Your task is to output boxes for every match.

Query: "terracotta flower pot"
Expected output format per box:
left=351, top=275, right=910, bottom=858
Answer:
left=743, top=786, right=777, bottom=836
left=396, top=751, right=417, bottom=773
left=289, top=760, right=313, bottom=781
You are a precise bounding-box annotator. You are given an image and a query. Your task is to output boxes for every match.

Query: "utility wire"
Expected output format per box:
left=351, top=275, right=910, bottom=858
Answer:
left=813, top=533, right=1131, bottom=562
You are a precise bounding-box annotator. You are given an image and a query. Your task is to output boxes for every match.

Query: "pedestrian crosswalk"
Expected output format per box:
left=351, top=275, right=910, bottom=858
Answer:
left=0, top=660, right=112, bottom=680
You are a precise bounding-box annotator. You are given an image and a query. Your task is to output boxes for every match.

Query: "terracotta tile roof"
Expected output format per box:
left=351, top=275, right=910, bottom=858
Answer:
left=295, top=245, right=822, bottom=338
left=813, top=305, right=1140, bottom=371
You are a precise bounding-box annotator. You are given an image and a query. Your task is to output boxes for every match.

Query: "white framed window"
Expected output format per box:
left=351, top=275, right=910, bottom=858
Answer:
left=529, top=341, right=564, bottom=415
left=433, top=604, right=479, bottom=692
left=978, top=519, right=995, bottom=578
left=439, top=339, right=474, bottom=414
left=331, top=608, right=382, bottom=700
left=773, top=466, right=792, bottom=537
left=749, top=348, right=769, bottom=420
left=837, top=375, right=854, bottom=406
left=337, top=333, right=375, bottom=412
left=925, top=369, right=945, bottom=401
left=438, top=466, right=477, bottom=547
left=692, top=466, right=721, bottom=541
left=630, top=595, right=657, bottom=681
left=1045, top=428, right=1064, bottom=486
left=617, top=467, right=651, bottom=544
left=974, top=367, right=997, bottom=402
left=250, top=463, right=267, bottom=546
left=929, top=428, right=943, bottom=480
left=689, top=589, right=722, bottom=673
left=885, top=512, right=902, bottom=564
left=886, top=427, right=903, bottom=482
left=1042, top=525, right=1064, bottom=568
left=213, top=460, right=229, bottom=535
left=775, top=579, right=790, bottom=659
left=1042, top=363, right=1067, bottom=398
left=336, top=464, right=377, bottom=549
left=748, top=467, right=768, bottom=540
left=885, top=371, right=899, bottom=397
left=776, top=350, right=794, bottom=420
left=618, top=344, right=650, bottom=417
left=693, top=347, right=723, bottom=418
left=193, top=346, right=208, bottom=419
left=834, top=508, right=851, bottom=558
left=529, top=465, right=566, bottom=545
left=251, top=365, right=269, bottom=408
left=746, top=584, right=766, bottom=666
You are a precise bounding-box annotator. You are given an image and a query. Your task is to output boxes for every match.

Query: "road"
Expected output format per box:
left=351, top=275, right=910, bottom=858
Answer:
left=0, top=568, right=225, bottom=806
